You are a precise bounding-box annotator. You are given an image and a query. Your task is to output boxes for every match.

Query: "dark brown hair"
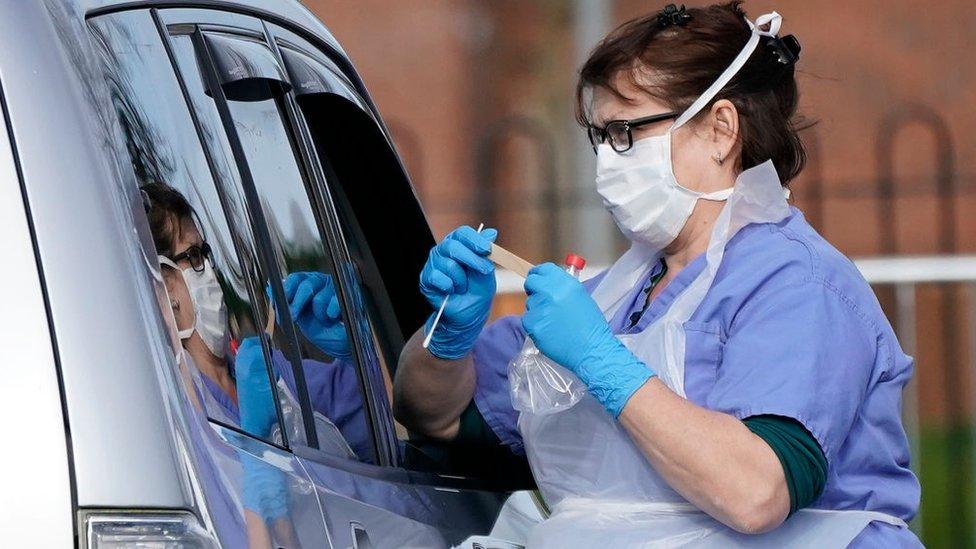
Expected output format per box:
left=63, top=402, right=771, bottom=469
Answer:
left=141, top=181, right=196, bottom=257
left=576, top=1, right=807, bottom=184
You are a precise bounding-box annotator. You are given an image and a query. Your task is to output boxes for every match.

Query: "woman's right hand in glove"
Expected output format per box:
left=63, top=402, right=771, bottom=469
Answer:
left=419, top=225, right=498, bottom=360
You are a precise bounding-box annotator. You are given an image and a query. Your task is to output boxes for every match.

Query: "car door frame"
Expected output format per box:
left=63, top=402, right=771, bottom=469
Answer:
left=83, top=7, right=339, bottom=546
left=147, top=5, right=529, bottom=545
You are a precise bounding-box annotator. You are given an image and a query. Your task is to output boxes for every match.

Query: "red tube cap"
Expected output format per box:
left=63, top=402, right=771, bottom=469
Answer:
left=564, top=253, right=586, bottom=271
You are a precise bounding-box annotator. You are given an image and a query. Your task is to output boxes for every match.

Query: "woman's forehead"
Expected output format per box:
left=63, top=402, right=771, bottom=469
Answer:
left=174, top=216, right=203, bottom=246
left=590, top=72, right=670, bottom=124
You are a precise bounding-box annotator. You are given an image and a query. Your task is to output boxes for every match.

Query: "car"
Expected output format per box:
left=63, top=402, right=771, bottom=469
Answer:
left=0, top=1, right=536, bottom=546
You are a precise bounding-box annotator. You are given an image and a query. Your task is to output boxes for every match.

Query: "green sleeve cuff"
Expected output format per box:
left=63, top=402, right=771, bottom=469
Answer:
left=401, top=401, right=534, bottom=489
left=743, top=414, right=827, bottom=515
left=455, top=400, right=502, bottom=445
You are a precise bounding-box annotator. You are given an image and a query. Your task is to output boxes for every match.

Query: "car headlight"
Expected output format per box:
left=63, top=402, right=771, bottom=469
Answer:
left=82, top=511, right=218, bottom=548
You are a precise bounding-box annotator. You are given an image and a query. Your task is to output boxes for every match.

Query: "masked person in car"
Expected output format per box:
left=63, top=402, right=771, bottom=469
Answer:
left=142, top=182, right=369, bottom=462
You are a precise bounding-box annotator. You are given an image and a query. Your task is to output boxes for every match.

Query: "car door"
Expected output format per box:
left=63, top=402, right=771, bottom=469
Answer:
left=88, top=9, right=333, bottom=547
left=261, top=21, right=539, bottom=549
left=152, top=6, right=536, bottom=548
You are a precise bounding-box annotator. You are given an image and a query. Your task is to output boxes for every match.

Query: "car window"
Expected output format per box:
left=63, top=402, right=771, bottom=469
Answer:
left=307, top=111, right=422, bottom=464
left=273, top=41, right=464, bottom=470
left=88, top=11, right=288, bottom=446
left=167, top=29, right=377, bottom=463
left=275, top=41, right=435, bottom=343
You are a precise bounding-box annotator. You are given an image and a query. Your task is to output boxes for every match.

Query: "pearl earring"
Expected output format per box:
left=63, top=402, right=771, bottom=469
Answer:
left=713, top=153, right=724, bottom=165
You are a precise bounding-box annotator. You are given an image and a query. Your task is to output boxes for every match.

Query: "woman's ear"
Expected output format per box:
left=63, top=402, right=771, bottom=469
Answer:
left=709, top=99, right=739, bottom=163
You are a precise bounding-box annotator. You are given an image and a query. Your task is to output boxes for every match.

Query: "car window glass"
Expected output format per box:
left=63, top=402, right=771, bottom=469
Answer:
left=321, top=160, right=418, bottom=460
left=285, top=74, right=448, bottom=469
left=312, top=104, right=533, bottom=478
left=88, top=11, right=285, bottom=446
left=169, top=31, right=376, bottom=463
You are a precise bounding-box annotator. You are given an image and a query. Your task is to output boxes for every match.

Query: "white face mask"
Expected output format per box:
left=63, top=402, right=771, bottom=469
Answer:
left=594, top=11, right=784, bottom=250
left=596, top=133, right=734, bottom=250
left=159, top=255, right=229, bottom=358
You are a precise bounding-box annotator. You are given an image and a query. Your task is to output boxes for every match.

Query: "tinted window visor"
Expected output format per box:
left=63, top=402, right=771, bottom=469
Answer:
left=203, top=31, right=291, bottom=102
left=279, top=45, right=363, bottom=108
left=176, top=27, right=322, bottom=450
left=268, top=51, right=410, bottom=463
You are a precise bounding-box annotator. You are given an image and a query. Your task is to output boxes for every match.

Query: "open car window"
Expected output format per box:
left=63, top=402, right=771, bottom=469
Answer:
left=268, top=30, right=531, bottom=484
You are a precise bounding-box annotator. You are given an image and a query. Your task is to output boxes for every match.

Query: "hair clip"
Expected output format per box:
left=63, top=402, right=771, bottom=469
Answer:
left=657, top=4, right=691, bottom=29
left=767, top=34, right=801, bottom=65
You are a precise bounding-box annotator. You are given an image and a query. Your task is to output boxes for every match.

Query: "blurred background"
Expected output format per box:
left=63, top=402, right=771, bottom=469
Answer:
left=305, top=1, right=974, bottom=546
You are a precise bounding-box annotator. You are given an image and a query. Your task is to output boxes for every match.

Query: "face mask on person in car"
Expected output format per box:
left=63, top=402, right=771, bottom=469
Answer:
left=159, top=255, right=229, bottom=358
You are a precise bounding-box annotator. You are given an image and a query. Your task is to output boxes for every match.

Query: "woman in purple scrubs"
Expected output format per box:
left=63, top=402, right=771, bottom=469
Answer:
left=394, top=3, right=920, bottom=546
left=142, top=182, right=370, bottom=461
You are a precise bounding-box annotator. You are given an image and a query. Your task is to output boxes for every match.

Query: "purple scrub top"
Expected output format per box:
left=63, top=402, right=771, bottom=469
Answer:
left=201, top=350, right=372, bottom=462
left=471, top=207, right=921, bottom=547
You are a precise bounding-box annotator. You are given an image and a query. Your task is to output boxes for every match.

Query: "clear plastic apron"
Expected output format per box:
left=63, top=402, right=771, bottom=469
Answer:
left=518, top=161, right=908, bottom=547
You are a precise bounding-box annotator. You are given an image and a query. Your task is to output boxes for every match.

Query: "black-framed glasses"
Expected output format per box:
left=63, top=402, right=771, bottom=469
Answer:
left=170, top=242, right=213, bottom=272
left=587, top=111, right=680, bottom=153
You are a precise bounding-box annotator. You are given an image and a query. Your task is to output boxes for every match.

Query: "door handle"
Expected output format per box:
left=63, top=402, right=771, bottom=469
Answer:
left=350, top=521, right=372, bottom=549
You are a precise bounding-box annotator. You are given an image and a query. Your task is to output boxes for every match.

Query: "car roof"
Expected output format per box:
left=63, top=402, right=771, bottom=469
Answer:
left=71, top=0, right=345, bottom=56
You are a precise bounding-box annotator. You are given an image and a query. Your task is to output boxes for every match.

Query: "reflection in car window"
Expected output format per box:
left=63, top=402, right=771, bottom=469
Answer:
left=169, top=32, right=376, bottom=463
left=88, top=13, right=289, bottom=447
left=292, top=79, right=511, bottom=474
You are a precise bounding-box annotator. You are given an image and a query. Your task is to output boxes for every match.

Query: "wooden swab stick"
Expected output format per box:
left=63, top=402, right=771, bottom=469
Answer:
left=265, top=303, right=276, bottom=340
left=489, top=243, right=535, bottom=278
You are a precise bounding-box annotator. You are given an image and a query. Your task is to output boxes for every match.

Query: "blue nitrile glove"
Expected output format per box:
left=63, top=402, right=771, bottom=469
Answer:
left=278, top=272, right=352, bottom=359
left=522, top=263, right=655, bottom=417
left=419, top=225, right=498, bottom=360
left=239, top=450, right=289, bottom=522
left=235, top=337, right=279, bottom=438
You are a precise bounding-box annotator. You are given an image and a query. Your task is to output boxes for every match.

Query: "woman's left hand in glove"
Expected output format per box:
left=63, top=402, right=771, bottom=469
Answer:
left=522, top=263, right=655, bottom=417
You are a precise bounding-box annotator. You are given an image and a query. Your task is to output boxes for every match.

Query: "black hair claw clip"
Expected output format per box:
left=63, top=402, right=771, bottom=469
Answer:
left=657, top=4, right=692, bottom=29
left=768, top=34, right=802, bottom=65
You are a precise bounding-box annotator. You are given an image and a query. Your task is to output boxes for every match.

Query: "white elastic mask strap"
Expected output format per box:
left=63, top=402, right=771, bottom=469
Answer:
left=158, top=255, right=195, bottom=340
left=671, top=11, right=782, bottom=131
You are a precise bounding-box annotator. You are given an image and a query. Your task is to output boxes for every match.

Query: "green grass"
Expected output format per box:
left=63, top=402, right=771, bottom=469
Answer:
left=915, top=424, right=975, bottom=548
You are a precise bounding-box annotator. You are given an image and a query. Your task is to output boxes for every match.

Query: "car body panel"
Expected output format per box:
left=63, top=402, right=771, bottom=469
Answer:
left=0, top=73, right=74, bottom=548
left=0, top=0, right=194, bottom=508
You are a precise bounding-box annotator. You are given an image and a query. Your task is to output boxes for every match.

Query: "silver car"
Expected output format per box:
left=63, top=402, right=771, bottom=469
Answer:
left=0, top=1, right=532, bottom=546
